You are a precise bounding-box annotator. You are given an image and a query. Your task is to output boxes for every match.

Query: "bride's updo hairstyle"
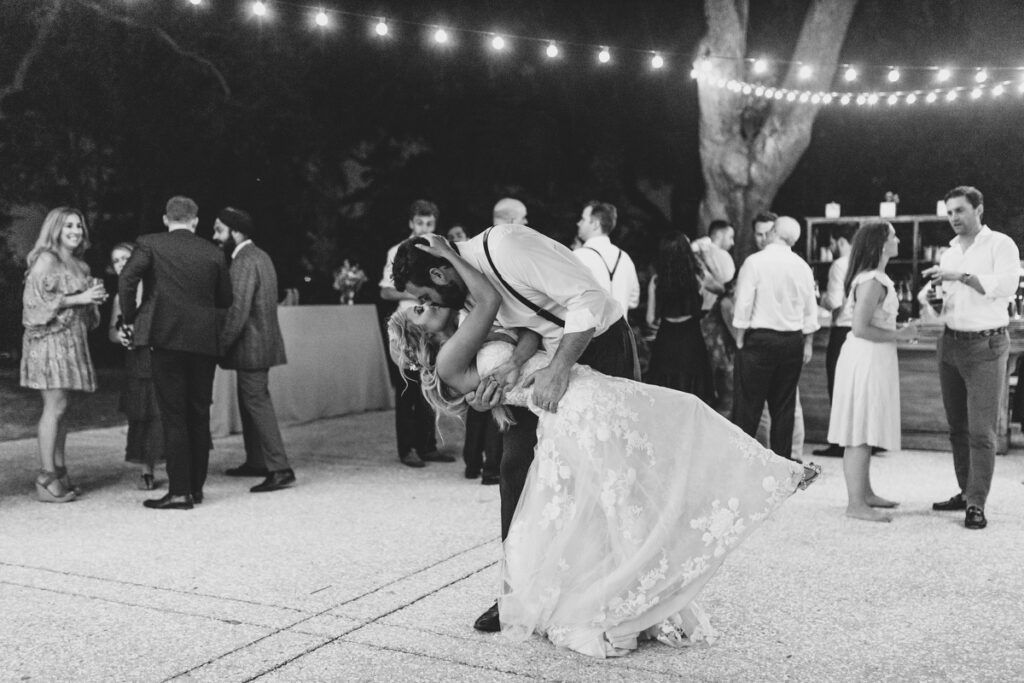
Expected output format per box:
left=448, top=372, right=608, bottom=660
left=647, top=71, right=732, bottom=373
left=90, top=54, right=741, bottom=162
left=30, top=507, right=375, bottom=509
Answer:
left=386, top=308, right=514, bottom=431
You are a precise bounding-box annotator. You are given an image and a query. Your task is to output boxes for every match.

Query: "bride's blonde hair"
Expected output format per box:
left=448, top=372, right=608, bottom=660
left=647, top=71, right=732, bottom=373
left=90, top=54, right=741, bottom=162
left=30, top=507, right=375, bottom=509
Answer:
left=386, top=309, right=514, bottom=431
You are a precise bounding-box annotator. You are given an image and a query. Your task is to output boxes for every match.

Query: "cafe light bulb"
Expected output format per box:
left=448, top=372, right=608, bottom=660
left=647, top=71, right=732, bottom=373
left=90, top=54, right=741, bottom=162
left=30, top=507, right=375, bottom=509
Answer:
left=651, top=53, right=664, bottom=69
left=491, top=35, right=505, bottom=51
left=598, top=47, right=611, bottom=63
left=314, top=10, right=328, bottom=27
left=433, top=28, right=449, bottom=44
left=251, top=1, right=267, bottom=17
left=887, top=68, right=900, bottom=82
left=375, top=19, right=388, bottom=36
left=797, top=64, right=813, bottom=80
left=752, top=58, right=768, bottom=74
left=844, top=67, right=858, bottom=82
left=936, top=67, right=951, bottom=82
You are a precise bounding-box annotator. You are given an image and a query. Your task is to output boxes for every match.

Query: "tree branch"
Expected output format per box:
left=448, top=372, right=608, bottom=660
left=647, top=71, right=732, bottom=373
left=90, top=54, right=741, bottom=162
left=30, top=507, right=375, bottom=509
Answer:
left=72, top=0, right=230, bottom=99
left=0, top=0, right=66, bottom=117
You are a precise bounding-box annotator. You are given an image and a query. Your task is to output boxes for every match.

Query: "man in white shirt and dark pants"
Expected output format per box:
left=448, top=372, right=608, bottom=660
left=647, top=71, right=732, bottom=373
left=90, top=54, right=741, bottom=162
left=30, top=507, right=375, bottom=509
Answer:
left=927, top=186, right=1021, bottom=530
left=732, top=216, right=819, bottom=460
left=813, top=223, right=856, bottom=458
left=573, top=201, right=640, bottom=317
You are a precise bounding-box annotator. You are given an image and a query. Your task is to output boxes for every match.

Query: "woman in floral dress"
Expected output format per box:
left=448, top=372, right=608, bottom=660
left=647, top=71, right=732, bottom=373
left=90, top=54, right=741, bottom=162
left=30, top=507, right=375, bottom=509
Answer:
left=387, top=235, right=819, bottom=658
left=21, top=207, right=107, bottom=502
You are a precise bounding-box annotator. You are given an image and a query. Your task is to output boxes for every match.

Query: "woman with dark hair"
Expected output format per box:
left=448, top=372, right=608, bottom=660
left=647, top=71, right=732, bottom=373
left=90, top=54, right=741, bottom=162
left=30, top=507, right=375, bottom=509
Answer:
left=645, top=231, right=712, bottom=400
left=388, top=234, right=819, bottom=658
left=828, top=221, right=918, bottom=522
left=21, top=207, right=107, bottom=502
left=109, top=242, right=164, bottom=490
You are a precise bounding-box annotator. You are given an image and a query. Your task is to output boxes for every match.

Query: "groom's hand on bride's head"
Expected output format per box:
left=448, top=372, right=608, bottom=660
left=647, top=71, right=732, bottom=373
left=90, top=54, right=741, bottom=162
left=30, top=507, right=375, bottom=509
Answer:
left=465, top=379, right=504, bottom=412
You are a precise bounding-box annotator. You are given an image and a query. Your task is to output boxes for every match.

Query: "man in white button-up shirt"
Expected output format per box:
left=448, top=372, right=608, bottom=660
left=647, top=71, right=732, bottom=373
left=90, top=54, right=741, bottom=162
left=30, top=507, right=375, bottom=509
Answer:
left=732, top=216, right=820, bottom=459
left=573, top=202, right=640, bottom=317
left=391, top=223, right=639, bottom=633
left=925, top=186, right=1021, bottom=530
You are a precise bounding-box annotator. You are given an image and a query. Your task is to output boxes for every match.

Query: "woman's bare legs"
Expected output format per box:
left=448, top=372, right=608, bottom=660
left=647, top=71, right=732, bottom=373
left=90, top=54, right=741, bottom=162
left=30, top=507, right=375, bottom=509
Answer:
left=37, top=389, right=68, bottom=473
left=843, top=445, right=892, bottom=522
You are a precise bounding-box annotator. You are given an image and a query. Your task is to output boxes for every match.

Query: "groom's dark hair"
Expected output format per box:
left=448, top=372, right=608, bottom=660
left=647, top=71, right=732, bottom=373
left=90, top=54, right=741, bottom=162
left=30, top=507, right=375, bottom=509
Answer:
left=391, top=237, right=449, bottom=291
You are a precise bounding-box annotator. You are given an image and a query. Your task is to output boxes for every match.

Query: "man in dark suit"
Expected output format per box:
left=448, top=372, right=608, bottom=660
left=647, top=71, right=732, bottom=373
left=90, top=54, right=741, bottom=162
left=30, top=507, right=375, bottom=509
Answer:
left=213, top=207, right=296, bottom=493
left=120, top=196, right=233, bottom=510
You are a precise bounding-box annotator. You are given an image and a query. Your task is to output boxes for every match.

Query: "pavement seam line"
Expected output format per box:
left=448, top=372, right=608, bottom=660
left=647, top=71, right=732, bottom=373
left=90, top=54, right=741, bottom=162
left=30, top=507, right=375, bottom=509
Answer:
left=0, top=560, right=308, bottom=614
left=161, top=539, right=500, bottom=681
left=0, top=579, right=279, bottom=631
left=242, top=560, right=502, bottom=682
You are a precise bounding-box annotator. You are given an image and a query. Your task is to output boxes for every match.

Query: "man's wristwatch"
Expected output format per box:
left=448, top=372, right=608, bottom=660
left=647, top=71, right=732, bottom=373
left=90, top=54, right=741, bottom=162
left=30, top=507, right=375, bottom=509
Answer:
left=960, top=272, right=972, bottom=284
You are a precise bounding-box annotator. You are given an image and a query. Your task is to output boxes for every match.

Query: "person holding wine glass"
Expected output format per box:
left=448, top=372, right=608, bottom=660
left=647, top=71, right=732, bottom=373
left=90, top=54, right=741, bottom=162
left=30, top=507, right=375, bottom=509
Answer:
left=20, top=207, right=107, bottom=502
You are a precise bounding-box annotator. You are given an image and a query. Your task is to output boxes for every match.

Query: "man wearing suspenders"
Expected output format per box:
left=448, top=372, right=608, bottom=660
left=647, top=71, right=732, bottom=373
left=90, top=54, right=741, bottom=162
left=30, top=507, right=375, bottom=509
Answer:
left=573, top=201, right=640, bottom=317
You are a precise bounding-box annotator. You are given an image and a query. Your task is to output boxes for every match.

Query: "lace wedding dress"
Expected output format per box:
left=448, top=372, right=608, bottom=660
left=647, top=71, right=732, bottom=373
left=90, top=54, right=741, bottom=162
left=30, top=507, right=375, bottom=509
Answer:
left=475, top=341, right=806, bottom=658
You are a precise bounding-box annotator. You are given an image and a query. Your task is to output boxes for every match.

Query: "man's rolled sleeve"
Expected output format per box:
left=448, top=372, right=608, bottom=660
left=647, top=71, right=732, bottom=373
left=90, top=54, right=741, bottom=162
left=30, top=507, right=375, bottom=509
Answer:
left=731, top=262, right=756, bottom=330
left=980, top=238, right=1021, bottom=298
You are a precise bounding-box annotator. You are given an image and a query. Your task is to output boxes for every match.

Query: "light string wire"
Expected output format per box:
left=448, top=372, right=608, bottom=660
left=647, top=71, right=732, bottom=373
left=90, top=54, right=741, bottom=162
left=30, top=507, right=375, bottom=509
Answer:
left=180, top=0, right=1024, bottom=105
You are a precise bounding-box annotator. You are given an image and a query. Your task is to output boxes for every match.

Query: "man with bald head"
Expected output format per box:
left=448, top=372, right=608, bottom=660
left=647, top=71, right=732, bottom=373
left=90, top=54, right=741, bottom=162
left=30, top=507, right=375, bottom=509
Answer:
left=492, top=197, right=528, bottom=226
left=731, top=215, right=819, bottom=459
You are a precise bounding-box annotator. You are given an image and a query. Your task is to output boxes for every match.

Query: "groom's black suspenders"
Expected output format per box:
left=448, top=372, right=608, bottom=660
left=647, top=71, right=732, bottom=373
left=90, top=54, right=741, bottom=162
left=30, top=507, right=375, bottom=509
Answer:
left=482, top=228, right=565, bottom=328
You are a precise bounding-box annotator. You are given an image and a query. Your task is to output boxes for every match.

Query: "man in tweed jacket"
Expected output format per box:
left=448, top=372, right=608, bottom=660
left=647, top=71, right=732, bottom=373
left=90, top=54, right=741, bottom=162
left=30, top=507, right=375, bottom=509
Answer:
left=214, top=207, right=296, bottom=493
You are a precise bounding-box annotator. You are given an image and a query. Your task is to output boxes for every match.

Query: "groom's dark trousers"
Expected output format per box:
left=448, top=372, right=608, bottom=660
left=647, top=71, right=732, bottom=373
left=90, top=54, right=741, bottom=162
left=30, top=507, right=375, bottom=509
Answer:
left=499, top=317, right=639, bottom=540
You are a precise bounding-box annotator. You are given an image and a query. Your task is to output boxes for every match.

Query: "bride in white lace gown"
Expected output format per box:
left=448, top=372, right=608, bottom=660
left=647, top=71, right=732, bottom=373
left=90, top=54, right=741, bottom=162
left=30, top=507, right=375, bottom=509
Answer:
left=388, top=235, right=818, bottom=659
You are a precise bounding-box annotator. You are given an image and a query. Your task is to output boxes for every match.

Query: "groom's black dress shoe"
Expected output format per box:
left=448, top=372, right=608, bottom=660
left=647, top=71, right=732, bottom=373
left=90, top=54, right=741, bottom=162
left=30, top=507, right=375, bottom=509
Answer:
left=474, top=602, right=501, bottom=632
left=811, top=444, right=844, bottom=457
left=932, top=493, right=967, bottom=511
left=250, top=469, right=296, bottom=493
left=965, top=506, right=987, bottom=529
left=225, top=463, right=268, bottom=477
left=143, top=493, right=194, bottom=510
left=193, top=490, right=204, bottom=504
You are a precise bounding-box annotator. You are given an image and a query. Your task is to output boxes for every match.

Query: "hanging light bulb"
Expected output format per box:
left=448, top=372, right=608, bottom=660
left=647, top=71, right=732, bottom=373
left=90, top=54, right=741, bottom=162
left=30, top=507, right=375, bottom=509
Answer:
left=840, top=94, right=851, bottom=105
left=545, top=42, right=559, bottom=58
left=971, top=87, right=983, bottom=99
left=433, top=28, right=449, bottom=44
left=251, top=1, right=267, bottom=17
left=375, top=19, right=389, bottom=36
left=810, top=93, right=821, bottom=104
left=867, top=93, right=879, bottom=105
left=992, top=84, right=1005, bottom=97
left=906, top=93, right=917, bottom=104
left=786, top=91, right=797, bottom=102
left=188, top=0, right=203, bottom=6
left=798, top=92, right=810, bottom=102
left=754, top=86, right=765, bottom=96
left=314, top=10, right=329, bottom=27
left=797, top=64, right=813, bottom=80
left=844, top=67, right=858, bottom=82
left=887, top=68, right=900, bottom=83
left=945, top=90, right=958, bottom=102
left=936, top=67, right=951, bottom=82
left=975, top=69, right=988, bottom=83
left=598, top=47, right=611, bottom=64
left=651, top=53, right=664, bottom=69
left=490, top=35, right=505, bottom=51
left=855, top=94, right=867, bottom=106
left=752, top=58, right=768, bottom=74
left=742, top=84, right=753, bottom=95
left=925, top=92, right=938, bottom=104
left=887, top=94, right=898, bottom=105
left=821, top=94, right=833, bottom=105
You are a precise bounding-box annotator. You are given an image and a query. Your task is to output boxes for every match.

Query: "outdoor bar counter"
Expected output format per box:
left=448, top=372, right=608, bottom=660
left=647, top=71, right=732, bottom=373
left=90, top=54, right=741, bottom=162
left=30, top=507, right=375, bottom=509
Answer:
left=801, top=321, right=1024, bottom=454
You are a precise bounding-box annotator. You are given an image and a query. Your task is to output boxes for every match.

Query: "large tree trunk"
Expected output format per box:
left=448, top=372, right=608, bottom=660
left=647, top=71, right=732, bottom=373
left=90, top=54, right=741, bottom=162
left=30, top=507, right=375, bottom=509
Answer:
left=697, top=0, right=857, bottom=261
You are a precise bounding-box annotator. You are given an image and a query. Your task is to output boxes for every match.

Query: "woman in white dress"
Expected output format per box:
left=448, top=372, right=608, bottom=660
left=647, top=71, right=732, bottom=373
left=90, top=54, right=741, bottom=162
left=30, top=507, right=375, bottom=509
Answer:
left=827, top=222, right=918, bottom=523
left=388, top=235, right=820, bottom=657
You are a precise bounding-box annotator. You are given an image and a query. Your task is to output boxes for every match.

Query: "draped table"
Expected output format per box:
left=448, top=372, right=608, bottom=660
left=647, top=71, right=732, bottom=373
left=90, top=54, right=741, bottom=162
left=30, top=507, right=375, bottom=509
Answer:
left=210, top=304, right=394, bottom=438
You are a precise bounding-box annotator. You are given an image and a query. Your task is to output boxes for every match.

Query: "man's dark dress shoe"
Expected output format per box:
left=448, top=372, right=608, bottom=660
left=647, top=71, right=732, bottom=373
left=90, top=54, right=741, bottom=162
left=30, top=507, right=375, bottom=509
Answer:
left=250, top=469, right=296, bottom=493
left=420, top=450, right=455, bottom=463
left=474, top=602, right=501, bottom=632
left=933, top=493, right=967, bottom=511
left=965, top=506, right=987, bottom=529
left=225, top=463, right=268, bottom=477
left=400, top=452, right=425, bottom=468
left=481, top=473, right=500, bottom=486
left=143, top=493, right=193, bottom=510
left=464, top=468, right=480, bottom=479
left=811, top=444, right=844, bottom=457
left=193, top=490, right=204, bottom=504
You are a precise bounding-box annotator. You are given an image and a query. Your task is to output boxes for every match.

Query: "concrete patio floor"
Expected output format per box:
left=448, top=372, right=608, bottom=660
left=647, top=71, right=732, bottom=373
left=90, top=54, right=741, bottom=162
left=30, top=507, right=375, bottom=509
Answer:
left=1, top=410, right=1023, bottom=682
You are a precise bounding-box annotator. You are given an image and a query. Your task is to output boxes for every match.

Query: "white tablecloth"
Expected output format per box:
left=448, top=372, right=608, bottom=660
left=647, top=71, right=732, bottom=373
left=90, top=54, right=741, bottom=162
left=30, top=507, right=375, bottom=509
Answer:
left=210, top=305, right=394, bottom=438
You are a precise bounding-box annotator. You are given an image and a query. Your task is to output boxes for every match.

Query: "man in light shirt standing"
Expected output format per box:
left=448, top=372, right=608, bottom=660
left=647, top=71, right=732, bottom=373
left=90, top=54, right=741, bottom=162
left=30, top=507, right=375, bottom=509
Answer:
left=732, top=216, right=819, bottom=460
left=573, top=201, right=640, bottom=316
left=813, top=223, right=856, bottom=458
left=927, top=186, right=1021, bottom=530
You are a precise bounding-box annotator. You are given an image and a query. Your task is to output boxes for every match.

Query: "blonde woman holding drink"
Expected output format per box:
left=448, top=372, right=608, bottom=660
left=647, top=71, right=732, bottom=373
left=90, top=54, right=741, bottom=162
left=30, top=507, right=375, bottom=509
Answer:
left=21, top=207, right=107, bottom=502
left=828, top=221, right=918, bottom=522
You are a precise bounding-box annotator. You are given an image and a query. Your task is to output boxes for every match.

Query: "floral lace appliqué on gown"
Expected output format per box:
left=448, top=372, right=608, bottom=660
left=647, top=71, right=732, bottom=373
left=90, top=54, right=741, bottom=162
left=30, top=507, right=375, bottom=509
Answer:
left=475, top=342, right=805, bottom=658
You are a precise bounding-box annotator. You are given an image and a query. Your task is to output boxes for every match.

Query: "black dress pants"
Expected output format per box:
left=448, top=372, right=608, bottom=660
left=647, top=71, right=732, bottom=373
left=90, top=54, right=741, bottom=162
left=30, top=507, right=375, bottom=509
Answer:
left=825, top=326, right=851, bottom=400
left=732, top=329, right=804, bottom=460
left=462, top=408, right=502, bottom=477
left=499, top=317, right=640, bottom=540
left=394, top=369, right=437, bottom=457
left=150, top=348, right=217, bottom=496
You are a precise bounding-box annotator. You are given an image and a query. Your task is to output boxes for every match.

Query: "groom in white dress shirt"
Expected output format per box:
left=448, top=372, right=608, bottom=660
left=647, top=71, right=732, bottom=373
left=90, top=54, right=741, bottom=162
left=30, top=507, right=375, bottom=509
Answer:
left=391, top=223, right=640, bottom=632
